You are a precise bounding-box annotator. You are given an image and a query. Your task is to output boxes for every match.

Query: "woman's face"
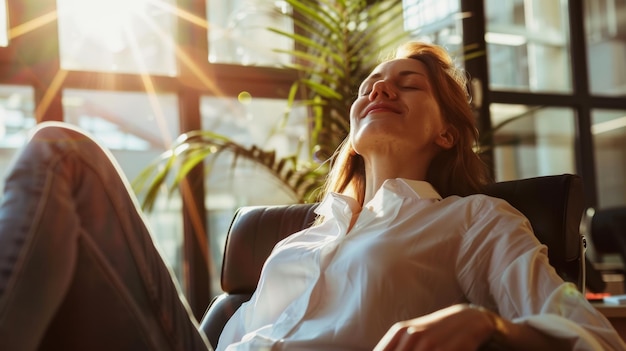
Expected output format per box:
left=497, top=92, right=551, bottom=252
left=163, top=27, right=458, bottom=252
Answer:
left=349, top=58, right=454, bottom=160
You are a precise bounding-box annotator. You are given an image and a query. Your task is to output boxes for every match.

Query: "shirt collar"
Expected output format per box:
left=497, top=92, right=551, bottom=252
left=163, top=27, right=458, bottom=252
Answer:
left=397, top=178, right=443, bottom=200
left=314, top=178, right=442, bottom=219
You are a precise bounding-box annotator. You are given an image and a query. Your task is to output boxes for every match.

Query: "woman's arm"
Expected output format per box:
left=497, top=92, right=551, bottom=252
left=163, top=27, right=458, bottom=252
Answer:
left=373, top=304, right=571, bottom=351
left=457, top=198, right=623, bottom=350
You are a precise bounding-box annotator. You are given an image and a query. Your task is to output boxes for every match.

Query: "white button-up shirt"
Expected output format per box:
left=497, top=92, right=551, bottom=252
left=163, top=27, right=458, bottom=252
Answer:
left=217, top=179, right=625, bottom=350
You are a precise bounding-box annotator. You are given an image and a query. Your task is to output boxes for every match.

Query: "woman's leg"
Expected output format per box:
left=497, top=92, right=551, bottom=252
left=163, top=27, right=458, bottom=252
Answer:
left=0, top=122, right=211, bottom=351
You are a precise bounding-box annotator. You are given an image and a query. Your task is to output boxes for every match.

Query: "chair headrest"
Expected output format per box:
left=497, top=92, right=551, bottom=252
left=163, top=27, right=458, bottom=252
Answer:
left=221, top=203, right=318, bottom=293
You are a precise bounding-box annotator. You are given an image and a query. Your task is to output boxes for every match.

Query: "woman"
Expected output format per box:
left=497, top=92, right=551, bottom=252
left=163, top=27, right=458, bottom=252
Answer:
left=0, top=42, right=624, bottom=351
left=213, top=42, right=625, bottom=350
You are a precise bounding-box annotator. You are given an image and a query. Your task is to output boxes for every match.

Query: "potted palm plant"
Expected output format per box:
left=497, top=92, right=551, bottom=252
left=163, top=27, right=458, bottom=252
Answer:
left=133, top=0, right=407, bottom=210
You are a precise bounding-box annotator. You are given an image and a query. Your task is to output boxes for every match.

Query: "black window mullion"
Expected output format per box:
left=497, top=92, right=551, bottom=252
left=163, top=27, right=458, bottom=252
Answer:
left=13, top=0, right=63, bottom=122
left=568, top=0, right=597, bottom=209
left=177, top=0, right=211, bottom=320
left=461, top=0, right=493, bottom=174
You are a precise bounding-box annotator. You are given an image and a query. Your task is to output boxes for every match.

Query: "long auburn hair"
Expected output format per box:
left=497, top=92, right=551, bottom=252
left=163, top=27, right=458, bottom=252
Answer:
left=317, top=41, right=492, bottom=206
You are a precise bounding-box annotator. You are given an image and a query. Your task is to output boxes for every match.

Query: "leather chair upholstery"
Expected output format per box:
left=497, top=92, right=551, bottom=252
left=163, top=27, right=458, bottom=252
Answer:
left=199, top=174, right=586, bottom=348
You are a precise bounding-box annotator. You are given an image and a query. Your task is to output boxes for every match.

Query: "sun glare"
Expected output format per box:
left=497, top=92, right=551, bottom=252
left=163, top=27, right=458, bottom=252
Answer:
left=56, top=0, right=180, bottom=76
left=53, top=0, right=229, bottom=148
left=58, top=0, right=151, bottom=53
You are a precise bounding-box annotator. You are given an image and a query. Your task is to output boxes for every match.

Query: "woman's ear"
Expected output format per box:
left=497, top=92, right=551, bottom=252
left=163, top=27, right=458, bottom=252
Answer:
left=435, top=126, right=457, bottom=150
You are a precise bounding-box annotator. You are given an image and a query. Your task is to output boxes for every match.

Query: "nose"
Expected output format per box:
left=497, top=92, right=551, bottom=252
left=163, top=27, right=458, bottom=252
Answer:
left=369, top=80, right=397, bottom=100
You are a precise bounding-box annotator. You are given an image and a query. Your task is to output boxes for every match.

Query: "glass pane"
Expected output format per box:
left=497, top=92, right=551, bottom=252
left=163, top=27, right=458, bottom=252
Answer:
left=62, top=89, right=185, bottom=283
left=207, top=0, right=293, bottom=66
left=62, top=89, right=179, bottom=151
left=592, top=109, right=626, bottom=207
left=403, top=0, right=464, bottom=55
left=489, top=104, right=576, bottom=181
left=56, top=0, right=177, bottom=75
left=0, top=85, right=36, bottom=202
left=200, top=95, right=307, bottom=293
left=0, top=0, right=8, bottom=47
left=584, top=0, right=626, bottom=96
left=485, top=0, right=572, bottom=93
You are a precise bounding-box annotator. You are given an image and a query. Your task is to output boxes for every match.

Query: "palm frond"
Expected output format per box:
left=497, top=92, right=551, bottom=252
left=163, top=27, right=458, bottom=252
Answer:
left=133, top=130, right=326, bottom=210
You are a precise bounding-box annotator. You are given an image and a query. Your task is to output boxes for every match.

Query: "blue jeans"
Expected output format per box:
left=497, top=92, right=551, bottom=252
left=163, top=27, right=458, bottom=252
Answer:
left=0, top=122, right=212, bottom=351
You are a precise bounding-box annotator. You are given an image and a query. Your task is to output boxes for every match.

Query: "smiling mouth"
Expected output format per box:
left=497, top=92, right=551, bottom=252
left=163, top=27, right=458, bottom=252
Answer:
left=368, top=107, right=394, bottom=114
left=362, top=105, right=400, bottom=117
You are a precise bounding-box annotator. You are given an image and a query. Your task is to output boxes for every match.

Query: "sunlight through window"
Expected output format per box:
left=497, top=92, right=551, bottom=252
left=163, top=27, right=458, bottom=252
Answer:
left=0, top=85, right=35, bottom=204
left=56, top=0, right=177, bottom=75
left=207, top=0, right=293, bottom=66
left=62, top=89, right=179, bottom=151
left=0, top=0, right=8, bottom=47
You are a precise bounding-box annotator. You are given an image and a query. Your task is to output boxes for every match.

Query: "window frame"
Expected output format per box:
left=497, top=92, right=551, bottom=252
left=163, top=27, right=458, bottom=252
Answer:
left=461, top=0, right=626, bottom=211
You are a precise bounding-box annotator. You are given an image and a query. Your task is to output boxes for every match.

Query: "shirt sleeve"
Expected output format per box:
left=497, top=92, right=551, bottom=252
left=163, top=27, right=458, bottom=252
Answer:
left=457, top=196, right=626, bottom=351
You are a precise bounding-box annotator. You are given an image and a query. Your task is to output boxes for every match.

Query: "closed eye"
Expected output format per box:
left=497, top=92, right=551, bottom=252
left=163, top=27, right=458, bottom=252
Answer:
left=358, top=86, right=373, bottom=95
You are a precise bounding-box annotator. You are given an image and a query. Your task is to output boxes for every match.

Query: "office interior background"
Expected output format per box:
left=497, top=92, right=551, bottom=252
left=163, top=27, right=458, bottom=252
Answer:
left=0, top=0, right=624, bottom=318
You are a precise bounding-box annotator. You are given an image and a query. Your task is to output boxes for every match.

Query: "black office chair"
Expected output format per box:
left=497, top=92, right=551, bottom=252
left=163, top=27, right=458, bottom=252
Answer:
left=589, top=206, right=626, bottom=262
left=199, top=174, right=586, bottom=348
left=586, top=206, right=626, bottom=290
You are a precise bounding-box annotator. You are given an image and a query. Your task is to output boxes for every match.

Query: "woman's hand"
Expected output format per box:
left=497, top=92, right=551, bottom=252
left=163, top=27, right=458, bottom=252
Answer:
left=373, top=304, right=498, bottom=351
left=374, top=303, right=572, bottom=351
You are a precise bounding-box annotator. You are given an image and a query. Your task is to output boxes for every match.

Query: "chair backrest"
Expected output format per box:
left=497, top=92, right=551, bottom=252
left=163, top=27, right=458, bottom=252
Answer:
left=199, top=174, right=585, bottom=348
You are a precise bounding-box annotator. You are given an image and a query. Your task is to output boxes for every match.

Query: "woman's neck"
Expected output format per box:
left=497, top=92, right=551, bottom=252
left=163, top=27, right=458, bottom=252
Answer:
left=362, top=155, right=429, bottom=204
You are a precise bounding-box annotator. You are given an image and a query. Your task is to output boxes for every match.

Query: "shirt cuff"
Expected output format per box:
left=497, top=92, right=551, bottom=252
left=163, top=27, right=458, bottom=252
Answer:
left=513, top=314, right=604, bottom=350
